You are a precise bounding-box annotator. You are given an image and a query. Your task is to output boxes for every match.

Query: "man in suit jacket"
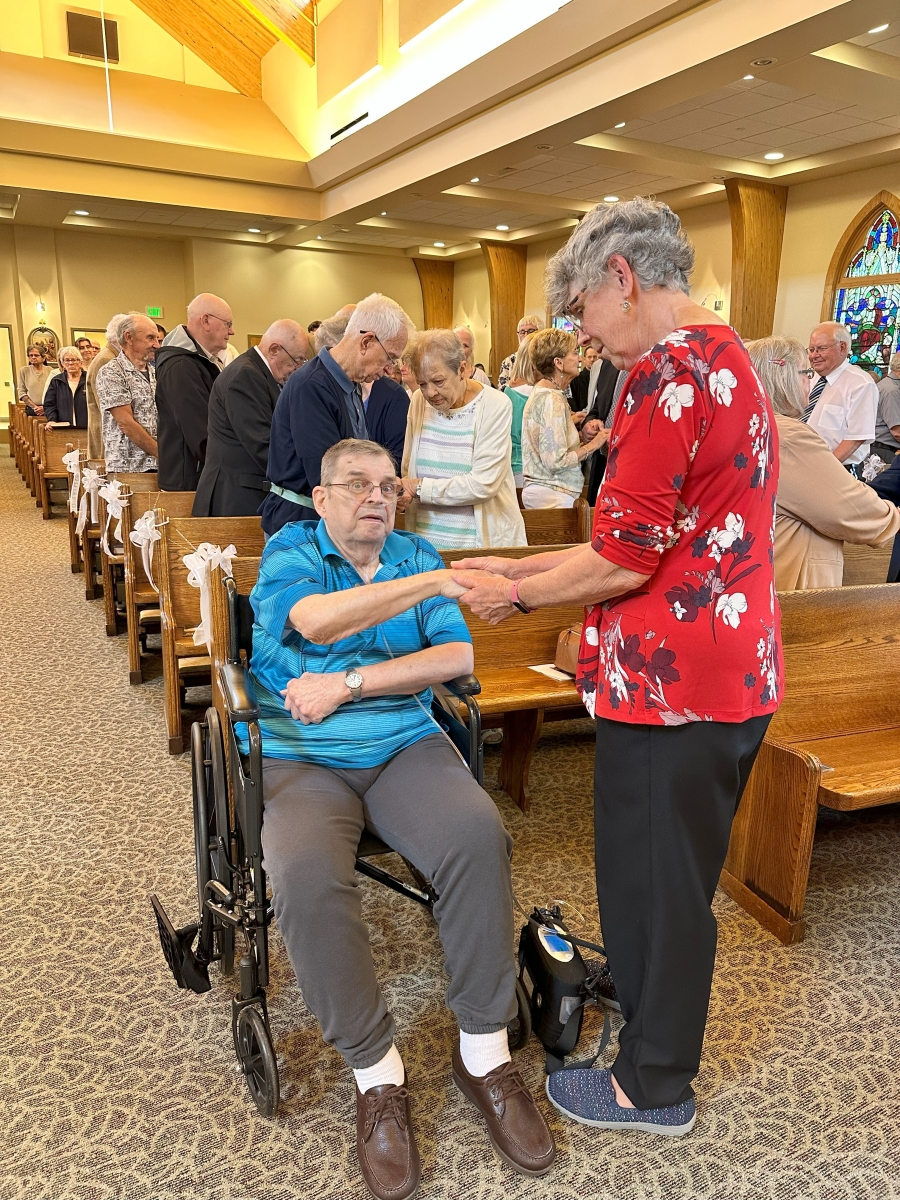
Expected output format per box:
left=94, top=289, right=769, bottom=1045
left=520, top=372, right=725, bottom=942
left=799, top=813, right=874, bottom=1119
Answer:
left=580, top=356, right=620, bottom=504
left=193, top=320, right=310, bottom=517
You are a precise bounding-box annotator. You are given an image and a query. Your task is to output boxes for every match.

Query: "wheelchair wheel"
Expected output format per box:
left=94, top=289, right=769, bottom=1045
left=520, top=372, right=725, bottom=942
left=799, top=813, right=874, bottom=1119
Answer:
left=191, top=709, right=235, bottom=975
left=234, top=1005, right=280, bottom=1118
left=507, top=976, right=532, bottom=1052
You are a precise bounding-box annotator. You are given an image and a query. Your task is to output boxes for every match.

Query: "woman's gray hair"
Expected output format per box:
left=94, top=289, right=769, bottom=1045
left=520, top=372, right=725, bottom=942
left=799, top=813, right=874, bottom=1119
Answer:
left=745, top=335, right=808, bottom=419
left=545, top=198, right=695, bottom=314
left=345, top=293, right=415, bottom=344
left=315, top=308, right=354, bottom=352
left=406, top=329, right=467, bottom=377
left=57, top=345, right=83, bottom=365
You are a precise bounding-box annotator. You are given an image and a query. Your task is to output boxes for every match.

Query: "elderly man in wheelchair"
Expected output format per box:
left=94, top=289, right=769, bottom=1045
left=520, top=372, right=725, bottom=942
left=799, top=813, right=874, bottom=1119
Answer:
left=213, top=437, right=554, bottom=1199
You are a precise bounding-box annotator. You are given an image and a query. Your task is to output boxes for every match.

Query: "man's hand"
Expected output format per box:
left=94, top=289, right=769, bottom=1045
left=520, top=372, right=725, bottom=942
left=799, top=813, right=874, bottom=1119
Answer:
left=452, top=570, right=517, bottom=624
left=281, top=672, right=349, bottom=723
left=435, top=568, right=468, bottom=599
left=580, top=418, right=602, bottom=442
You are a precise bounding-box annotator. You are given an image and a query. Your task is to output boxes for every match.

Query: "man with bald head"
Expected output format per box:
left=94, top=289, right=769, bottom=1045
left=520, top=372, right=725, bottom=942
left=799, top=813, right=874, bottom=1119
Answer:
left=454, top=326, right=491, bottom=386
left=155, top=292, right=234, bottom=490
left=193, top=319, right=310, bottom=516
left=805, top=320, right=877, bottom=475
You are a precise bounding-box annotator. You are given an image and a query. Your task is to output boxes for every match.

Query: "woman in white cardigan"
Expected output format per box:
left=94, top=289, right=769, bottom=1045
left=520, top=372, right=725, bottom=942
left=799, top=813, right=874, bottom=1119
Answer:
left=400, top=329, right=526, bottom=549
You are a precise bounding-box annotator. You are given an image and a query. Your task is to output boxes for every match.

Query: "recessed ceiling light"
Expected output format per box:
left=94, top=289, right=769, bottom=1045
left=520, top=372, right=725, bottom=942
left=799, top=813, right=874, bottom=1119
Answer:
left=496, top=224, right=509, bottom=231
left=434, top=242, right=445, bottom=247
left=764, top=151, right=784, bottom=160
left=536, top=144, right=552, bottom=150
left=604, top=195, right=619, bottom=203
left=614, top=122, right=626, bottom=129
left=470, top=177, right=480, bottom=183
left=743, top=74, right=755, bottom=80
left=248, top=227, right=261, bottom=233
left=869, top=23, right=889, bottom=32
left=317, top=235, right=322, bottom=239
left=751, top=57, right=776, bottom=66
left=75, top=209, right=89, bottom=216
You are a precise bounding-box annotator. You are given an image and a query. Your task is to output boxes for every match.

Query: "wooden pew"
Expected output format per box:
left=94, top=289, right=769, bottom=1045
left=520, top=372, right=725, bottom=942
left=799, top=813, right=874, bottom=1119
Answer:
left=37, top=425, right=88, bottom=519
left=119, top=488, right=192, bottom=684
left=95, top=473, right=161, bottom=635
left=522, top=497, right=591, bottom=545
left=157, top=513, right=265, bottom=753
left=842, top=542, right=892, bottom=585
left=721, top=584, right=900, bottom=945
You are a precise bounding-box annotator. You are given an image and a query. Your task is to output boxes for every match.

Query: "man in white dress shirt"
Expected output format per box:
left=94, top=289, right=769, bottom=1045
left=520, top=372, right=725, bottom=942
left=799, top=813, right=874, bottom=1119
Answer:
left=805, top=321, right=877, bottom=475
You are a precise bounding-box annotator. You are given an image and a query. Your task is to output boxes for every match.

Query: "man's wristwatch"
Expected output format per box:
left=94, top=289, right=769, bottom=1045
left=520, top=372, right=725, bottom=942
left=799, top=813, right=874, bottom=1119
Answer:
left=344, top=668, right=364, bottom=701
left=509, top=580, right=535, bottom=614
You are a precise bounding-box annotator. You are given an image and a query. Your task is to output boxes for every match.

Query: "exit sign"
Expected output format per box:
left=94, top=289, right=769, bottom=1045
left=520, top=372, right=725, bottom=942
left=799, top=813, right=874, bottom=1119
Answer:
left=146, top=305, right=163, bottom=319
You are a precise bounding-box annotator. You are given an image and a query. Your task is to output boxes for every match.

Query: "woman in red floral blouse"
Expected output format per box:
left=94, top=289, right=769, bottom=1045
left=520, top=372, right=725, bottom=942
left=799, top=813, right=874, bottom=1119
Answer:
left=454, top=198, right=782, bottom=1136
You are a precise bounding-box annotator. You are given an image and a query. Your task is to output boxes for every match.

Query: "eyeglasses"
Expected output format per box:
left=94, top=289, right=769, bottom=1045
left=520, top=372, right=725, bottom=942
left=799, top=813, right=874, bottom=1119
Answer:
left=207, top=313, right=235, bottom=331
left=278, top=346, right=307, bottom=367
left=561, top=290, right=585, bottom=330
left=798, top=368, right=815, bottom=379
left=361, top=330, right=401, bottom=368
left=327, top=480, right=400, bottom=500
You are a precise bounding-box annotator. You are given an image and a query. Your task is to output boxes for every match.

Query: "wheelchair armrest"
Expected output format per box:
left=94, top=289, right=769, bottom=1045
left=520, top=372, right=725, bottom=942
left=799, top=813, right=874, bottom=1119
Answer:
left=442, top=673, right=481, bottom=698
left=219, top=662, right=260, bottom=722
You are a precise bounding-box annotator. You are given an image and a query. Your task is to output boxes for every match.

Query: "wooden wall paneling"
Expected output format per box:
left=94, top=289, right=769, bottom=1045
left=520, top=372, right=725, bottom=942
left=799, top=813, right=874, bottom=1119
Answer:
left=413, top=259, right=454, bottom=329
left=725, top=178, right=788, bottom=340
left=239, top=0, right=315, bottom=63
left=820, top=189, right=900, bottom=321
left=130, top=0, right=277, bottom=97
left=480, top=241, right=527, bottom=380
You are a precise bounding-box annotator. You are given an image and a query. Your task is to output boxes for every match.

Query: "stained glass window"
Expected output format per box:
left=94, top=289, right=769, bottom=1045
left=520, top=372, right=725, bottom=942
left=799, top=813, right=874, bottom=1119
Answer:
left=832, top=207, right=900, bottom=377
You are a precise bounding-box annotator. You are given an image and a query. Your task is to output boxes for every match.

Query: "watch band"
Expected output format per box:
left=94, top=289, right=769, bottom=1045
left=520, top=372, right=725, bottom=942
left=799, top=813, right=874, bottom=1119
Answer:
left=509, top=580, right=535, bottom=614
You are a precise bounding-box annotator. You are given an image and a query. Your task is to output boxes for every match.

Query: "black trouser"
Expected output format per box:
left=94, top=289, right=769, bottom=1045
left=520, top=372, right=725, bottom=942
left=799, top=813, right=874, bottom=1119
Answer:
left=593, top=714, right=771, bottom=1109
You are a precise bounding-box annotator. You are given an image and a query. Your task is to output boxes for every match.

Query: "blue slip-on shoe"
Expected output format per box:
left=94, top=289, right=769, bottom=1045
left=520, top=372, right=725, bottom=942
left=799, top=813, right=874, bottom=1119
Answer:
left=545, top=1067, right=696, bottom=1136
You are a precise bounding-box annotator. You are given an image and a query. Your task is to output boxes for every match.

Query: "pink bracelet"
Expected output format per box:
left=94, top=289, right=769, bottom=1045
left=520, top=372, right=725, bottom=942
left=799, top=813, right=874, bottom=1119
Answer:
left=509, top=580, right=535, bottom=614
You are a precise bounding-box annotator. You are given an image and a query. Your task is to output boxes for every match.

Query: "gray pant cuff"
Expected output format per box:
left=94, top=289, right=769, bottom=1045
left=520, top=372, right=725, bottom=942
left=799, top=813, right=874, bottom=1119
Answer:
left=343, top=1036, right=397, bottom=1072
left=457, top=1021, right=510, bottom=1035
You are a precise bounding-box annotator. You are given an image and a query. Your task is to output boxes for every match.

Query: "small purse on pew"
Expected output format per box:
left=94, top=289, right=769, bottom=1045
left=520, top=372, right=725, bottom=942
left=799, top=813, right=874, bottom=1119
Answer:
left=554, top=624, right=583, bottom=676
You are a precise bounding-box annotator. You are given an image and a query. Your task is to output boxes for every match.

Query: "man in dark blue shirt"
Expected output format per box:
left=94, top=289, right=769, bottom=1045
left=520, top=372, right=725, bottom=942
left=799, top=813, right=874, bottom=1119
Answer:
left=261, top=293, right=414, bottom=536
left=870, top=456, right=900, bottom=579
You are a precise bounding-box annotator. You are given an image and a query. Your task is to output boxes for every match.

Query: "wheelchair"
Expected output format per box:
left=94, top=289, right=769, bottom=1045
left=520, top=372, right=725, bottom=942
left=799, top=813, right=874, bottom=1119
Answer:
left=152, top=574, right=532, bottom=1117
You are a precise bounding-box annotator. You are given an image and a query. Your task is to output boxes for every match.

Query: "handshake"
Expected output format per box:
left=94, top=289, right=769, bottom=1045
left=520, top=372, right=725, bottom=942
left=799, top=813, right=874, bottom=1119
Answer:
left=437, top=558, right=527, bottom=625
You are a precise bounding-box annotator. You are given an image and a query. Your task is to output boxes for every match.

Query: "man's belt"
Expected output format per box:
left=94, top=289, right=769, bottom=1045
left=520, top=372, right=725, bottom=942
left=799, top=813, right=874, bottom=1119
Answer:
left=268, top=482, right=316, bottom=509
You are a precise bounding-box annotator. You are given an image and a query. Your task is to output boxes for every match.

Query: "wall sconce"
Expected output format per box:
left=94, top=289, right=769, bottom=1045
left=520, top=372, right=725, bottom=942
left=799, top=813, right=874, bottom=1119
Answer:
left=36, top=300, right=47, bottom=316
left=700, top=293, right=724, bottom=311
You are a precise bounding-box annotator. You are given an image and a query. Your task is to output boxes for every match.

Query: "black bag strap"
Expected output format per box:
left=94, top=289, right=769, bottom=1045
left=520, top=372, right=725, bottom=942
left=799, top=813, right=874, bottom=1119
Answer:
left=546, top=1007, right=611, bottom=1075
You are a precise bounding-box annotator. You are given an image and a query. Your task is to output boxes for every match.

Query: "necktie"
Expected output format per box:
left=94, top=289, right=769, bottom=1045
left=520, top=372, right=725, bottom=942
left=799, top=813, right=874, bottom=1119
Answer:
left=605, top=371, right=629, bottom=429
left=801, top=375, right=827, bottom=422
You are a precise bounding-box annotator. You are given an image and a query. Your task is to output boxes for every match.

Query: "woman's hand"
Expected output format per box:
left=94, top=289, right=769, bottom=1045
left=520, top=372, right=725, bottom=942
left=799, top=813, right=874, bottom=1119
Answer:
left=451, top=570, right=517, bottom=624
left=580, top=418, right=602, bottom=442
left=281, top=672, right=348, bottom=723
left=583, top=427, right=609, bottom=454
left=450, top=555, right=523, bottom=580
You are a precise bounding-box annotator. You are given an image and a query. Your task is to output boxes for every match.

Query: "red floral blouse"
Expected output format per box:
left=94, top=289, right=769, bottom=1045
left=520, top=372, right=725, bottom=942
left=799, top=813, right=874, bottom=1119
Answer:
left=576, top=325, right=782, bottom=725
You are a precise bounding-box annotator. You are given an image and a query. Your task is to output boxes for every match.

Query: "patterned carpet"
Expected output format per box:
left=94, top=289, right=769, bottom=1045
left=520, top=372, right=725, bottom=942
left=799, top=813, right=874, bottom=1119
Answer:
left=1, top=450, right=899, bottom=1200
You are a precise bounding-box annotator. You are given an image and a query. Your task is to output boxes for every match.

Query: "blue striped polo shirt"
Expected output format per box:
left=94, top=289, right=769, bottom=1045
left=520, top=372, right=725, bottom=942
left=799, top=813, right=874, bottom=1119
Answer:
left=245, top=519, right=471, bottom=768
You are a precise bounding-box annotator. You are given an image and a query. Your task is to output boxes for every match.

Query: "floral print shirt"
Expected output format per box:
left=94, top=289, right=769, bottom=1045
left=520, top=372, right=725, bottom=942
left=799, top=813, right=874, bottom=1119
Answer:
left=96, top=351, right=158, bottom=473
left=576, top=325, right=782, bottom=726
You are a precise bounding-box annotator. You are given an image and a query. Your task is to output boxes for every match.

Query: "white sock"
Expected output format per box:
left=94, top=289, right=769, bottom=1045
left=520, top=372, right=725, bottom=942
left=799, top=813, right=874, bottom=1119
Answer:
left=353, top=1043, right=405, bottom=1093
left=459, top=1029, right=511, bottom=1077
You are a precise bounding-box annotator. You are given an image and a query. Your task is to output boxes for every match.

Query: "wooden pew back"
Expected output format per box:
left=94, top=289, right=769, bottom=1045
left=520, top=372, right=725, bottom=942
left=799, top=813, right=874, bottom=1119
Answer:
left=521, top=497, right=590, bottom=545
left=841, top=542, right=892, bottom=586
left=769, top=583, right=900, bottom=743
left=41, top=426, right=87, bottom=475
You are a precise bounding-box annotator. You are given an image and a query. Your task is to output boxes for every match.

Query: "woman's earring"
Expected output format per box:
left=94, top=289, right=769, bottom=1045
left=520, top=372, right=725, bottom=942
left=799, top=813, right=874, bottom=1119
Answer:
left=621, top=300, right=631, bottom=312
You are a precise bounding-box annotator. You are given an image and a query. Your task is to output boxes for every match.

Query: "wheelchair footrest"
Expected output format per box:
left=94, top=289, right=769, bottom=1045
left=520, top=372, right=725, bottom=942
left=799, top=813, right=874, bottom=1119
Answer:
left=150, top=894, right=212, bottom=995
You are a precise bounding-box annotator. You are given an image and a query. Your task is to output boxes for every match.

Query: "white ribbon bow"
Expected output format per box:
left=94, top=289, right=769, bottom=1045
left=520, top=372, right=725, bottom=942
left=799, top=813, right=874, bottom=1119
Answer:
left=99, top=479, right=126, bottom=557
left=75, top=468, right=104, bottom=536
left=861, top=453, right=888, bottom=483
left=62, top=449, right=82, bottom=515
left=183, top=542, right=237, bottom=653
left=129, top=510, right=162, bottom=593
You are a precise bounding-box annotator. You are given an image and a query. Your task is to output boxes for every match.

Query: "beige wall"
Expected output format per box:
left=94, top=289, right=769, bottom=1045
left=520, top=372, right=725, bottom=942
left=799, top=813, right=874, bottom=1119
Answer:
left=0, top=226, right=427, bottom=361
left=524, top=235, right=567, bottom=324
left=452, top=255, right=491, bottom=369
left=680, top=202, right=732, bottom=324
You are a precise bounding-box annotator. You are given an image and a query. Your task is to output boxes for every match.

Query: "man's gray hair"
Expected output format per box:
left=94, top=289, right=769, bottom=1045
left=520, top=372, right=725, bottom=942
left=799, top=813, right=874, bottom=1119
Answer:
left=320, top=438, right=396, bottom=483
left=545, top=197, right=695, bottom=314
left=813, top=320, right=852, bottom=351
left=104, top=312, right=131, bottom=350
left=316, top=308, right=354, bottom=352
left=345, top=293, right=415, bottom=344
left=890, top=351, right=900, bottom=375
left=106, top=311, right=148, bottom=347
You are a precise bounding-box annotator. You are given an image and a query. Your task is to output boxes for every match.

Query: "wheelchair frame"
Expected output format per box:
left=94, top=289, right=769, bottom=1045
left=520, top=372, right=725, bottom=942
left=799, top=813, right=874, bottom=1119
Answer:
left=152, top=573, right=527, bottom=1117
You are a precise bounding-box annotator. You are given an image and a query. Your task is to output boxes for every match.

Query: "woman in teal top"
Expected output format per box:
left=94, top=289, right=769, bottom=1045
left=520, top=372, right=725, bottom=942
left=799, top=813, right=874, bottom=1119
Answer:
left=503, top=337, right=537, bottom=487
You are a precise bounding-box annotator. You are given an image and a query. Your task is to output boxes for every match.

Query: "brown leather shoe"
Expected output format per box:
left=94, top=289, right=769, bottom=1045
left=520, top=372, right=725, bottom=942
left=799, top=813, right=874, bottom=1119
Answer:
left=355, top=1080, right=421, bottom=1200
left=452, top=1047, right=555, bottom=1176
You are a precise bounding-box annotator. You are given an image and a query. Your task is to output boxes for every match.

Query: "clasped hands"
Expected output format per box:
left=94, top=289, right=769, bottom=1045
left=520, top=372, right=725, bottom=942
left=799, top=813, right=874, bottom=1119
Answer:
left=444, top=560, right=522, bottom=626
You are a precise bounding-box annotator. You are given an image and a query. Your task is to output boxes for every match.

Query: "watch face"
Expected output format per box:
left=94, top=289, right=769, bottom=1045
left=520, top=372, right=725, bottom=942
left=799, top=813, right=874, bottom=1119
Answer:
left=346, top=670, right=363, bottom=690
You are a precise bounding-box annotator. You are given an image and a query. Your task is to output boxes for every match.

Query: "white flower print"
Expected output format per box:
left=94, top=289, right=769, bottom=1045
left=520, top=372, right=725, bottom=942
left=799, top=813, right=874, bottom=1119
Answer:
left=710, top=368, right=738, bottom=407
left=664, top=329, right=690, bottom=347
left=715, top=592, right=747, bottom=628
left=757, top=637, right=767, bottom=660
left=673, top=600, right=687, bottom=620
left=749, top=413, right=760, bottom=436
left=585, top=625, right=599, bottom=646
left=583, top=689, right=597, bottom=718
left=659, top=382, right=695, bottom=421
left=624, top=392, right=635, bottom=413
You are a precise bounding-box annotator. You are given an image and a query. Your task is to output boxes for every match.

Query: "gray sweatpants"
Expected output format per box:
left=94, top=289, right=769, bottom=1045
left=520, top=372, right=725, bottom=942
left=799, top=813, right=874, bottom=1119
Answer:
left=261, top=733, right=516, bottom=1069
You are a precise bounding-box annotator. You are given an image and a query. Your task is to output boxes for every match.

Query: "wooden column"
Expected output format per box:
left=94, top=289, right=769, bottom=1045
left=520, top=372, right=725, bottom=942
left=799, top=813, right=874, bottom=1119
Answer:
left=725, top=179, right=788, bottom=340
left=413, top=258, right=454, bottom=329
left=480, top=241, right=527, bottom=379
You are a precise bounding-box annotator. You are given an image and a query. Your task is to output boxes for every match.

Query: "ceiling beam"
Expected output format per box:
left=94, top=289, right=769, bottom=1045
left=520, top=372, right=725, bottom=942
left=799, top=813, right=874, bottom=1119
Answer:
left=576, top=132, right=769, bottom=181
left=238, top=0, right=316, bottom=64
left=814, top=41, right=900, bottom=82
left=129, top=0, right=277, bottom=97
left=442, top=184, right=594, bottom=217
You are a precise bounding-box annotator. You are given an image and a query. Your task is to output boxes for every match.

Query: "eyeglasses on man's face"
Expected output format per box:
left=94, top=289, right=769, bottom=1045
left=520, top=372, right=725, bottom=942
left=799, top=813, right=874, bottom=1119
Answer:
left=361, top=330, right=402, bottom=368
left=327, top=479, right=400, bottom=501
left=207, top=313, right=235, bottom=332
left=278, top=345, right=307, bottom=367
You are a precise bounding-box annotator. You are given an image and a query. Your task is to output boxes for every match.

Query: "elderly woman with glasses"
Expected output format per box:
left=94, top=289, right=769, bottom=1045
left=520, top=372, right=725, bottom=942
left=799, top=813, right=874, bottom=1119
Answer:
left=452, top=198, right=783, bottom=1137
left=400, top=329, right=525, bottom=549
left=44, top=345, right=88, bottom=427
left=746, top=335, right=900, bottom=589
